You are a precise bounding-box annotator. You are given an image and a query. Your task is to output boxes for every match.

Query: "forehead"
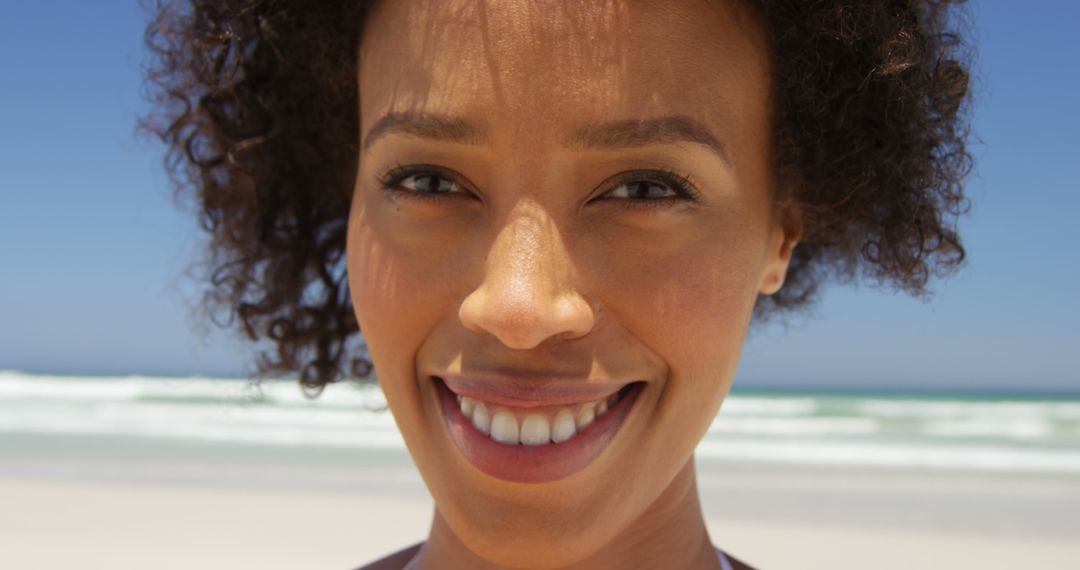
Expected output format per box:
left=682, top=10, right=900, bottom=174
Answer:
left=358, top=0, right=769, bottom=144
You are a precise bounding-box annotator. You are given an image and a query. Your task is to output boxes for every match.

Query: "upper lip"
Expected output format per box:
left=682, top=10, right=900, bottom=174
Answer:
left=436, top=373, right=632, bottom=408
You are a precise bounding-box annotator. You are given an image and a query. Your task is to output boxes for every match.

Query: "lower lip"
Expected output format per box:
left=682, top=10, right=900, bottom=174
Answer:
left=434, top=378, right=644, bottom=484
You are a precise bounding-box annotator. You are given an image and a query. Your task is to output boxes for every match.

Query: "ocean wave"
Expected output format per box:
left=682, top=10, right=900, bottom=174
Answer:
left=857, top=399, right=1080, bottom=421
left=709, top=416, right=881, bottom=436
left=2, top=371, right=1078, bottom=474
left=0, top=370, right=386, bottom=408
left=719, top=397, right=818, bottom=416
left=695, top=438, right=1080, bottom=474
left=920, top=418, right=1056, bottom=440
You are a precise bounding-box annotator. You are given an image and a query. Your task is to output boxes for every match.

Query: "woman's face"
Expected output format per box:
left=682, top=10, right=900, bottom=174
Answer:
left=348, top=0, right=797, bottom=566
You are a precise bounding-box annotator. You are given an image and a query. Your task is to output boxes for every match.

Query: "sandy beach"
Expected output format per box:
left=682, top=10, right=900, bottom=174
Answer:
left=3, top=374, right=1078, bottom=569
left=2, top=448, right=1077, bottom=570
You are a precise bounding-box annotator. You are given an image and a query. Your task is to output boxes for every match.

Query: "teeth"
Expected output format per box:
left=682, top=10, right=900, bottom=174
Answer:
left=471, top=401, right=491, bottom=435
left=453, top=387, right=630, bottom=446
left=551, top=409, right=577, bottom=443
left=576, top=405, right=595, bottom=430
left=520, top=414, right=551, bottom=446
left=459, top=396, right=475, bottom=417
left=490, top=411, right=520, bottom=445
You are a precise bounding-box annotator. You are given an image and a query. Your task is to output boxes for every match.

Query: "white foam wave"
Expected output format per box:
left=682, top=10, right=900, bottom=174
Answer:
left=719, top=397, right=818, bottom=416
left=0, top=399, right=403, bottom=449
left=695, top=439, right=1080, bottom=474
left=0, top=370, right=386, bottom=408
left=709, top=416, right=880, bottom=436
left=921, top=419, right=1055, bottom=440
left=858, top=399, right=1080, bottom=421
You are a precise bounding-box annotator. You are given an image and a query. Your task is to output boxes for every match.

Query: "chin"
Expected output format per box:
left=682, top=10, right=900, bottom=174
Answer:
left=443, top=498, right=625, bottom=569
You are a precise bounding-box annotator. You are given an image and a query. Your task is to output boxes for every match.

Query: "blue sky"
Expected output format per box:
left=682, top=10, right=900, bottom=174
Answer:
left=1, top=2, right=1077, bottom=393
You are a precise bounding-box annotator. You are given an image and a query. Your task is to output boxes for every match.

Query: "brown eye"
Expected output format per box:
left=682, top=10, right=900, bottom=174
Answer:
left=591, top=170, right=702, bottom=212
left=606, top=180, right=679, bottom=200
left=377, top=164, right=478, bottom=203
left=399, top=173, right=464, bottom=195
left=596, top=169, right=701, bottom=208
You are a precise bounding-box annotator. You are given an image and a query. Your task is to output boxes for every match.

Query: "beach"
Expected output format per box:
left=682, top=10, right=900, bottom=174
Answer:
left=2, top=372, right=1078, bottom=569
left=3, top=443, right=1078, bottom=569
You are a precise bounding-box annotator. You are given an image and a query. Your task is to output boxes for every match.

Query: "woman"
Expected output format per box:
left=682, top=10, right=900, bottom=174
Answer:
left=145, top=0, right=972, bottom=568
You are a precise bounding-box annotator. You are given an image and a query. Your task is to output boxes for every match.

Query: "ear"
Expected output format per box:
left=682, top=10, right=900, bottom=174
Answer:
left=758, top=206, right=802, bottom=295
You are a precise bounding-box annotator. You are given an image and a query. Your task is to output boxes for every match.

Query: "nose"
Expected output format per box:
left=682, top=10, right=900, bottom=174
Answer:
left=458, top=203, right=595, bottom=350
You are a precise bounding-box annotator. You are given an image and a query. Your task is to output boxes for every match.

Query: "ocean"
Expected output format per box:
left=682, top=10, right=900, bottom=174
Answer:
left=2, top=369, right=1078, bottom=475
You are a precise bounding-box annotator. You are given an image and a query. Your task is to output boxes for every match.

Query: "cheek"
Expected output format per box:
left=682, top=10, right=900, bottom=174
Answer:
left=640, top=244, right=764, bottom=451
left=347, top=208, right=426, bottom=378
left=633, top=256, right=757, bottom=417
left=346, top=197, right=475, bottom=374
left=347, top=201, right=461, bottom=455
left=348, top=213, right=396, bottom=355
left=589, top=223, right=764, bottom=380
left=589, top=220, right=765, bottom=467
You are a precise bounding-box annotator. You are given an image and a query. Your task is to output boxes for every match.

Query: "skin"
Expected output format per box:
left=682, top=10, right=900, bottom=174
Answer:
left=347, top=0, right=800, bottom=568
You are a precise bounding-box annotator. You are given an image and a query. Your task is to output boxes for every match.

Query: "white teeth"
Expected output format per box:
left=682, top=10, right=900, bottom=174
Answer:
left=551, top=409, right=577, bottom=443
left=471, top=401, right=491, bottom=435
left=459, top=396, right=475, bottom=417
left=490, top=411, right=520, bottom=445
left=454, top=388, right=631, bottom=445
left=520, top=414, right=551, bottom=446
left=576, top=405, right=595, bottom=430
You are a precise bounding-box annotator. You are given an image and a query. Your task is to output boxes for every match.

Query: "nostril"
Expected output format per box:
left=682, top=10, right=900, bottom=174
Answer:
left=459, top=287, right=595, bottom=350
left=472, top=305, right=557, bottom=350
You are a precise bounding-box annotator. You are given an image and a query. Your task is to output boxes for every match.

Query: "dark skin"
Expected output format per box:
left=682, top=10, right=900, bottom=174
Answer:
left=143, top=0, right=973, bottom=568
left=347, top=1, right=792, bottom=568
left=144, top=0, right=971, bottom=397
left=359, top=544, right=756, bottom=570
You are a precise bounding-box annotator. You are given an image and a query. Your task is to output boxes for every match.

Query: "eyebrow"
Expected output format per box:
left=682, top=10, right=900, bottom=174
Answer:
left=569, top=116, right=729, bottom=164
left=362, top=112, right=728, bottom=163
left=362, top=112, right=485, bottom=151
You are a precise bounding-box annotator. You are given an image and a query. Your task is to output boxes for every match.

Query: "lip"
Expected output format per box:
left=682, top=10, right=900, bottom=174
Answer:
left=439, top=374, right=628, bottom=409
left=434, top=376, right=644, bottom=484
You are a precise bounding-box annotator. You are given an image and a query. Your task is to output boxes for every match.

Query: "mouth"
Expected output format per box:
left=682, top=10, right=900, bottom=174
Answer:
left=433, top=376, right=645, bottom=483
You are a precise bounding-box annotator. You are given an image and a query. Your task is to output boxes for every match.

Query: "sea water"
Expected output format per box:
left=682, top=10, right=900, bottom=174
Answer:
left=2, top=370, right=1078, bottom=475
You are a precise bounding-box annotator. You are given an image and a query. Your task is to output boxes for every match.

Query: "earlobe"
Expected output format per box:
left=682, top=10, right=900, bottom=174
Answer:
left=758, top=209, right=802, bottom=296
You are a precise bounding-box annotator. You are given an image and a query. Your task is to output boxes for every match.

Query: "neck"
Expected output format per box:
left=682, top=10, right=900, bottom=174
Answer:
left=414, top=457, right=720, bottom=570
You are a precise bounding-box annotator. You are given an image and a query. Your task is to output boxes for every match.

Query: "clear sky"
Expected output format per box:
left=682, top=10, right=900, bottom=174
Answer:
left=1, top=2, right=1077, bottom=393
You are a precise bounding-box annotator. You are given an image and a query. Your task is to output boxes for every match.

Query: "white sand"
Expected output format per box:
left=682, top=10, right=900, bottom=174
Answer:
left=0, top=477, right=431, bottom=570
left=709, top=518, right=1080, bottom=570
left=1, top=460, right=1078, bottom=569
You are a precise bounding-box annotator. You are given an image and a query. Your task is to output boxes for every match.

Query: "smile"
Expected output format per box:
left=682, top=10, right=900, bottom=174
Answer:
left=433, top=377, right=645, bottom=483
left=458, top=390, right=620, bottom=445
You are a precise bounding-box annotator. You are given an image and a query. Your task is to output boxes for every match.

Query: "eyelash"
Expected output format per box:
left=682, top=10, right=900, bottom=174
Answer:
left=376, top=163, right=471, bottom=204
left=599, top=169, right=701, bottom=209
left=375, top=163, right=702, bottom=210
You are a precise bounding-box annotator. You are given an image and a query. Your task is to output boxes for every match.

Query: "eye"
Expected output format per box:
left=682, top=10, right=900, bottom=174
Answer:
left=607, top=180, right=680, bottom=200
left=399, top=172, right=463, bottom=194
left=596, top=169, right=701, bottom=208
left=377, top=164, right=473, bottom=200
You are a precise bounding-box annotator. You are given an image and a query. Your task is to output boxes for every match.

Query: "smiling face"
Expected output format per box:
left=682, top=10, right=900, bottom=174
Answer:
left=347, top=0, right=797, bottom=566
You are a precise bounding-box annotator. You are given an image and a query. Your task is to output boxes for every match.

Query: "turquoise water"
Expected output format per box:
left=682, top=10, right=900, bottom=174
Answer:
left=2, top=370, right=1078, bottom=474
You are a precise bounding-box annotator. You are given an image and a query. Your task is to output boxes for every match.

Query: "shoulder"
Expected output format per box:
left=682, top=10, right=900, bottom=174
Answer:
left=353, top=542, right=423, bottom=570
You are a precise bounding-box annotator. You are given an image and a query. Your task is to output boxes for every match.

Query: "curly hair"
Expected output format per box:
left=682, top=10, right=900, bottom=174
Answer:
left=142, top=0, right=973, bottom=395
